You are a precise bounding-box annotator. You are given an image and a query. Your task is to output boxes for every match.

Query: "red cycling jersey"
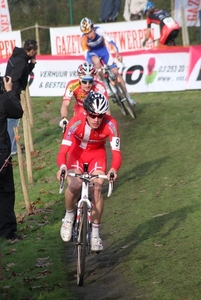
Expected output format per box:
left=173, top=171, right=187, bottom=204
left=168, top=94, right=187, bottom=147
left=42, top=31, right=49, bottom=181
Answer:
left=57, top=113, right=122, bottom=173
left=62, top=78, right=108, bottom=115
left=146, top=9, right=180, bottom=45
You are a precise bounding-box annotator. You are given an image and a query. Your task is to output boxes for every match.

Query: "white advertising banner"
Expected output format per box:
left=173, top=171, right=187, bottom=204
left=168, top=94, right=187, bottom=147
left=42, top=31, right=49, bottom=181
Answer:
left=186, top=45, right=201, bottom=89
left=0, top=0, right=12, bottom=32
left=1, top=46, right=200, bottom=96
left=121, top=48, right=189, bottom=92
left=50, top=21, right=160, bottom=55
left=174, top=0, right=201, bottom=27
left=0, top=30, right=21, bottom=58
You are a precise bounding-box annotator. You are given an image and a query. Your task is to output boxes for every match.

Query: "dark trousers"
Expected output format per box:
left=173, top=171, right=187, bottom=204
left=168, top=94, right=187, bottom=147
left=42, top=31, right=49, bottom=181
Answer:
left=0, top=163, right=17, bottom=239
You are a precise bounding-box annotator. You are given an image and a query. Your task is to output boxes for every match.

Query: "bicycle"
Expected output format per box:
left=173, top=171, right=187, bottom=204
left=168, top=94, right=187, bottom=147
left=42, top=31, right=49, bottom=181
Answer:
left=59, top=163, right=114, bottom=286
left=100, top=58, right=136, bottom=119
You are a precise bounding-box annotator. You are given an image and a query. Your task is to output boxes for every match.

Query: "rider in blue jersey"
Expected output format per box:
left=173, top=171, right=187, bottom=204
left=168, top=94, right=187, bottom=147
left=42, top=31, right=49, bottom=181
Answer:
left=80, top=17, right=136, bottom=106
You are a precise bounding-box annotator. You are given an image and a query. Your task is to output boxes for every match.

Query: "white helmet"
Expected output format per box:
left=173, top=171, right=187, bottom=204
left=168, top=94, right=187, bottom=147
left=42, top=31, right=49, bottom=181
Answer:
left=77, top=61, right=97, bottom=80
left=83, top=91, right=109, bottom=114
left=80, top=17, right=94, bottom=34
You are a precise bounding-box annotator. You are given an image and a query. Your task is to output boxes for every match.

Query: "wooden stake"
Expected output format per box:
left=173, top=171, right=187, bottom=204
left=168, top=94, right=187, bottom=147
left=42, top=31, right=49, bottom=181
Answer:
left=20, top=91, right=33, bottom=183
left=25, top=85, right=34, bottom=128
left=13, top=127, right=34, bottom=214
left=0, top=248, right=3, bottom=280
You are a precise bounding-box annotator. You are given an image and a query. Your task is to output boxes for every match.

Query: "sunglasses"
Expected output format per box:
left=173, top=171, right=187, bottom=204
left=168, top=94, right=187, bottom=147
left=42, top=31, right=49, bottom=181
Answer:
left=88, top=113, right=105, bottom=119
left=81, top=79, right=94, bottom=84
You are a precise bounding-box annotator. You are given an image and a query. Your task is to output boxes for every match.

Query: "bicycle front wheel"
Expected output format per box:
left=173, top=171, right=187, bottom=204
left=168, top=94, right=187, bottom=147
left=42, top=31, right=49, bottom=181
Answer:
left=115, top=81, right=136, bottom=119
left=108, top=80, right=127, bottom=116
left=77, top=202, right=87, bottom=286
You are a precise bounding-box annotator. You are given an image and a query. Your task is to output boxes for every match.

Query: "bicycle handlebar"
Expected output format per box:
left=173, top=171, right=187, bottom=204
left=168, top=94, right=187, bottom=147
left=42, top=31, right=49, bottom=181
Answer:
left=62, top=120, right=67, bottom=133
left=59, top=169, right=66, bottom=194
left=67, top=172, right=114, bottom=197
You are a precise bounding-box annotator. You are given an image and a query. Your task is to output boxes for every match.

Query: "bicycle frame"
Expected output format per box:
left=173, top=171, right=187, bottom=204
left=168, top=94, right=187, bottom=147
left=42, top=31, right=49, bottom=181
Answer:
left=65, top=162, right=113, bottom=286
left=100, top=58, right=136, bottom=119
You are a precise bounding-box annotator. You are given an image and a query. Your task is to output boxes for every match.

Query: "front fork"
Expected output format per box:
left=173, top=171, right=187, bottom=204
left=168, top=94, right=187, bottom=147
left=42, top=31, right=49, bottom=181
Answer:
left=73, top=202, right=92, bottom=254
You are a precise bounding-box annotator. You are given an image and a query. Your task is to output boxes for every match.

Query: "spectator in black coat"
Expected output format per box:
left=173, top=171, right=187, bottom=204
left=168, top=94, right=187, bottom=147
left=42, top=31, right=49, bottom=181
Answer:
left=0, top=76, right=23, bottom=241
left=100, top=0, right=121, bottom=22
left=5, top=39, right=38, bottom=155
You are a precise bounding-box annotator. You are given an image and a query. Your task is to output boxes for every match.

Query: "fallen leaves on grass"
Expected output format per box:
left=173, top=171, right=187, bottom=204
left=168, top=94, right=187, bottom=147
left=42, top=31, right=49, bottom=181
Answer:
left=154, top=243, right=165, bottom=247
left=36, top=257, right=51, bottom=268
left=152, top=212, right=169, bottom=218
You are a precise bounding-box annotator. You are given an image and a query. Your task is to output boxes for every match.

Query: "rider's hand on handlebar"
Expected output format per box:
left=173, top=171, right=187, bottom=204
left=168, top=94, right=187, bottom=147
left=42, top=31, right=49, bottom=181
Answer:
left=142, top=40, right=146, bottom=48
left=107, top=168, right=117, bottom=181
left=116, top=54, right=123, bottom=63
left=59, top=117, right=69, bottom=129
left=57, top=165, right=67, bottom=181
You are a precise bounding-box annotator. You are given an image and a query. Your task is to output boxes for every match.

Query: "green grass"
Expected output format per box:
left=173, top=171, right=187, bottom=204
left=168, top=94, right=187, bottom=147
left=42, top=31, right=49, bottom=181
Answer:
left=1, top=90, right=201, bottom=299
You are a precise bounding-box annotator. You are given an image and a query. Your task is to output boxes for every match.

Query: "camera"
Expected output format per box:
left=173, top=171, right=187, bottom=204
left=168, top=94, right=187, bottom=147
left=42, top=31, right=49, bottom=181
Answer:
left=0, top=76, right=8, bottom=94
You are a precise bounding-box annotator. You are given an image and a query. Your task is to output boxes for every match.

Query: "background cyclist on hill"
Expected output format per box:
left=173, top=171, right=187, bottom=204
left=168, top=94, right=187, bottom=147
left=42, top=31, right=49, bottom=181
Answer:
left=142, top=1, right=180, bottom=47
left=59, top=61, right=110, bottom=129
left=57, top=91, right=122, bottom=252
left=79, top=17, right=136, bottom=106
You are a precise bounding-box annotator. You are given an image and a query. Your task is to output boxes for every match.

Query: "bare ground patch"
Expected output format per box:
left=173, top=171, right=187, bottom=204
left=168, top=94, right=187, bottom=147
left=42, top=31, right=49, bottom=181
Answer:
left=62, top=239, right=138, bottom=300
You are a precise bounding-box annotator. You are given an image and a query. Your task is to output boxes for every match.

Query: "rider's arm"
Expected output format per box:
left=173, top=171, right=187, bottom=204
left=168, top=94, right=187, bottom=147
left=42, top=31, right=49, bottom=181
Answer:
left=80, top=35, right=91, bottom=61
left=57, top=117, right=75, bottom=180
left=96, top=27, right=120, bottom=59
left=143, top=28, right=151, bottom=44
left=59, top=83, right=75, bottom=127
left=60, top=100, right=71, bottom=119
left=107, top=117, right=122, bottom=180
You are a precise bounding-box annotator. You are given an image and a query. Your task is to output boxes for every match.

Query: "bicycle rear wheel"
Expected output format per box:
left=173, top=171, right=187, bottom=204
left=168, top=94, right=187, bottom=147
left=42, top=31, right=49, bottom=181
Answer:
left=115, top=81, right=136, bottom=119
left=108, top=80, right=127, bottom=116
left=77, top=201, right=87, bottom=286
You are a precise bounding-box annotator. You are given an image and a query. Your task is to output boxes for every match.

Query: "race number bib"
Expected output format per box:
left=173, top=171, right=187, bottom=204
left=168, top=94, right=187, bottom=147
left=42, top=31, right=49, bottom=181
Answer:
left=163, top=17, right=175, bottom=28
left=110, top=137, right=120, bottom=150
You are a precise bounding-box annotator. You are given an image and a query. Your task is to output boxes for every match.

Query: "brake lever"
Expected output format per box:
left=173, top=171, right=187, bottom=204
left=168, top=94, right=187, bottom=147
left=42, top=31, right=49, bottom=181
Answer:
left=59, top=169, right=66, bottom=194
left=109, top=172, right=114, bottom=191
left=62, top=121, right=67, bottom=134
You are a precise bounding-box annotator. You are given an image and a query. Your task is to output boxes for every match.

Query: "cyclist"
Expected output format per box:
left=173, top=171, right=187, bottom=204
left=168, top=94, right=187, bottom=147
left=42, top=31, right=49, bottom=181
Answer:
left=56, top=91, right=122, bottom=252
left=142, top=1, right=180, bottom=47
left=79, top=17, right=136, bottom=106
left=59, top=61, right=110, bottom=129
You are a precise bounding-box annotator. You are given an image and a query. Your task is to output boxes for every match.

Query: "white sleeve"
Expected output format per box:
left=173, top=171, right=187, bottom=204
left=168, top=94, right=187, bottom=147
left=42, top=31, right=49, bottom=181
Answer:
left=95, top=27, right=113, bottom=43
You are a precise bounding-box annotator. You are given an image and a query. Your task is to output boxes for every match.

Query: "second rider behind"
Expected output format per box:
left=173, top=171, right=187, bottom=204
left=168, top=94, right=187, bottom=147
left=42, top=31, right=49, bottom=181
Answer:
left=80, top=17, right=136, bottom=106
left=142, top=1, right=180, bottom=47
left=59, top=61, right=110, bottom=129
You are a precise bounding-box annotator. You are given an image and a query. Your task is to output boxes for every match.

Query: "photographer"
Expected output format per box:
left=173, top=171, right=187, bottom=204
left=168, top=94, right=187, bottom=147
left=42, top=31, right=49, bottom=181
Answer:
left=0, top=76, right=23, bottom=241
left=5, top=39, right=38, bottom=155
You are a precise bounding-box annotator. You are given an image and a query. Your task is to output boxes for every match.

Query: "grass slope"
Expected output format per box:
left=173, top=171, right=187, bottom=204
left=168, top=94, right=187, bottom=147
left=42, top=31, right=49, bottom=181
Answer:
left=1, top=90, right=201, bottom=299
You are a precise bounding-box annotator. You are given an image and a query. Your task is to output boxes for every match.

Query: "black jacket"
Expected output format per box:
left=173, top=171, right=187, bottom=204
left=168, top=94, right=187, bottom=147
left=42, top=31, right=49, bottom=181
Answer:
left=5, top=47, right=35, bottom=99
left=100, top=0, right=121, bottom=22
left=0, top=90, right=23, bottom=149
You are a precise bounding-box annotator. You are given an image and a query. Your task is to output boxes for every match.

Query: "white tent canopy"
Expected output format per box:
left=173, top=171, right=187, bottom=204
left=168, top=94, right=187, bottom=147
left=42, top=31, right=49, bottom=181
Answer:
left=123, top=0, right=147, bottom=21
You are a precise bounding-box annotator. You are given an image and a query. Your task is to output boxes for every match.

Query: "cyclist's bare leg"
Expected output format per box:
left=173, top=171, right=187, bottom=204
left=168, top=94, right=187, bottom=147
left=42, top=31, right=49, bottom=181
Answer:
left=111, top=67, right=126, bottom=90
left=90, top=180, right=104, bottom=224
left=65, top=171, right=82, bottom=212
left=91, top=56, right=112, bottom=96
left=90, top=177, right=105, bottom=250
left=91, top=56, right=104, bottom=81
left=60, top=170, right=82, bottom=242
left=112, top=66, right=136, bottom=105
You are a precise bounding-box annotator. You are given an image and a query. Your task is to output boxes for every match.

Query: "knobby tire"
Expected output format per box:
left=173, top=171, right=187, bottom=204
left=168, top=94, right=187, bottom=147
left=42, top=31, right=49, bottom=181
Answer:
left=77, top=201, right=87, bottom=286
left=107, top=78, right=127, bottom=116
left=115, top=81, right=136, bottom=119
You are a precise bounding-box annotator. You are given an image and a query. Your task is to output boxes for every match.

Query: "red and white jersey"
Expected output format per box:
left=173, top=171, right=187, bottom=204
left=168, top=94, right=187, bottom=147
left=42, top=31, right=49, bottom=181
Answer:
left=62, top=79, right=108, bottom=115
left=57, top=113, right=122, bottom=171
